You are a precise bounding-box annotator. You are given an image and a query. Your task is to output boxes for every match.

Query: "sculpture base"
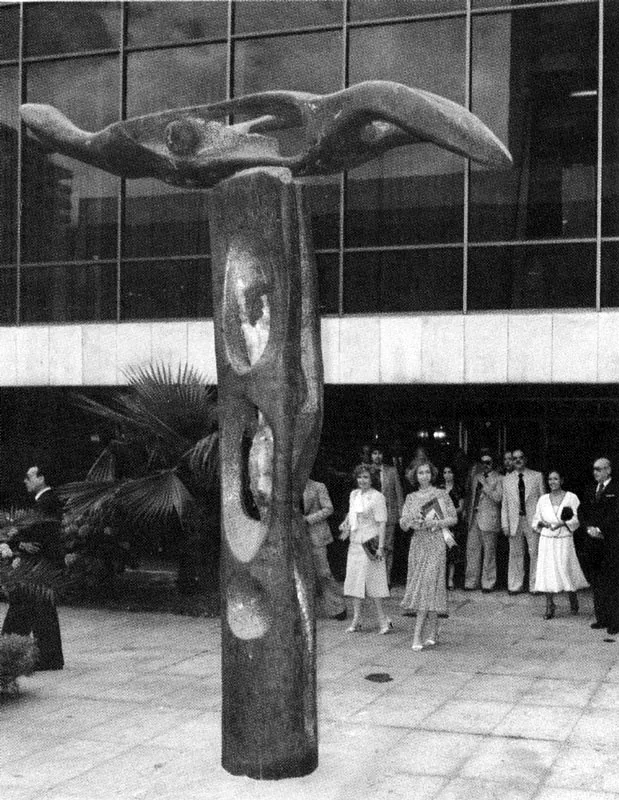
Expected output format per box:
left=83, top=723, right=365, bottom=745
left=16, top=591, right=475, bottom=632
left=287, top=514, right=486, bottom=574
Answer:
left=223, top=750, right=318, bottom=780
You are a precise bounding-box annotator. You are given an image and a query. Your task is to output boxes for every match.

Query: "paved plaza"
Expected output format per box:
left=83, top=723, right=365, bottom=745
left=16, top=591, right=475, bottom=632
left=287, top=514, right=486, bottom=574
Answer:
left=2, top=588, right=619, bottom=800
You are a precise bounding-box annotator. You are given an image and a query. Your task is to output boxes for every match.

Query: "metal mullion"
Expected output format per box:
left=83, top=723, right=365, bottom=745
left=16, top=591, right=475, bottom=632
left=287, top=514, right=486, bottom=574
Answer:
left=116, top=0, right=127, bottom=325
left=596, top=0, right=603, bottom=312
left=463, top=0, right=472, bottom=316
left=338, top=0, right=349, bottom=318
left=22, top=47, right=120, bottom=64
left=231, top=23, right=340, bottom=42
left=15, top=0, right=23, bottom=325
left=347, top=10, right=466, bottom=30
left=226, top=0, right=233, bottom=99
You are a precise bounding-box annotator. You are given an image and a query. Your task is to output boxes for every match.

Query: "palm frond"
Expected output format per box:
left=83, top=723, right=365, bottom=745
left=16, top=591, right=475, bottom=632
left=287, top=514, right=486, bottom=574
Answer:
left=57, top=480, right=121, bottom=519
left=86, top=447, right=117, bottom=482
left=114, top=470, right=194, bottom=528
left=186, top=432, right=220, bottom=485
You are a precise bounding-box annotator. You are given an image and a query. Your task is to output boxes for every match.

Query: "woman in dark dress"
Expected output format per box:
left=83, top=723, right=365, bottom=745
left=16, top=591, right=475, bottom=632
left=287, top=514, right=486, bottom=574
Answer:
left=440, top=465, right=465, bottom=590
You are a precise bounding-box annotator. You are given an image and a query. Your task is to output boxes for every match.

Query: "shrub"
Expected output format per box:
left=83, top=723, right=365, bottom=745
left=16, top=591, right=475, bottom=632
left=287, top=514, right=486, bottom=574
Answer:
left=0, top=634, right=39, bottom=694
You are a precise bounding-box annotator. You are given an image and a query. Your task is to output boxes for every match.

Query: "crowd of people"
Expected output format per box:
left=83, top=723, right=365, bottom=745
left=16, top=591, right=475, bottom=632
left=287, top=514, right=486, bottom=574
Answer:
left=303, top=444, right=619, bottom=651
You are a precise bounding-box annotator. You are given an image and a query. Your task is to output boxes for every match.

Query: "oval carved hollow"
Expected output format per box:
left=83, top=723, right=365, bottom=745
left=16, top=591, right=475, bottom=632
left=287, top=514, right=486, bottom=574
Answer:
left=223, top=240, right=273, bottom=373
left=226, top=572, right=273, bottom=640
left=221, top=402, right=267, bottom=563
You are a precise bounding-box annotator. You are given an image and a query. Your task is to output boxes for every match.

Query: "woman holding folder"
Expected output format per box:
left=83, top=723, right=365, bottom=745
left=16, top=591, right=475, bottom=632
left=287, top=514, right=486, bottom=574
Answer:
left=400, top=458, right=458, bottom=651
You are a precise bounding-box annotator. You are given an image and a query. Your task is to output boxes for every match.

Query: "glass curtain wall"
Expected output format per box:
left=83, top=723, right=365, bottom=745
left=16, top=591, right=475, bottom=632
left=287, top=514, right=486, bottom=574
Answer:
left=0, top=0, right=613, bottom=324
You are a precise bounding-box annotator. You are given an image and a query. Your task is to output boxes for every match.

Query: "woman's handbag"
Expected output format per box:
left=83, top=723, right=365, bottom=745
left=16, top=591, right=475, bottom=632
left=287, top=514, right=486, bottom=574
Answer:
left=362, top=536, right=381, bottom=561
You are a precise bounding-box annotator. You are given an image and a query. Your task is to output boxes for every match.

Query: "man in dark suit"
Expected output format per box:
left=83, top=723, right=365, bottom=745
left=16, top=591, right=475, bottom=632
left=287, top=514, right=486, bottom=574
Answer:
left=581, top=457, right=619, bottom=635
left=370, top=445, right=403, bottom=584
left=1, top=465, right=65, bottom=670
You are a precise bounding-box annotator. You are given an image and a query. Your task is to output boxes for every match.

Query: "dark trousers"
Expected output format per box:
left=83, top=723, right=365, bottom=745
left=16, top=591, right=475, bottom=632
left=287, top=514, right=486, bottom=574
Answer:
left=587, top=542, right=619, bottom=629
left=2, top=589, right=64, bottom=670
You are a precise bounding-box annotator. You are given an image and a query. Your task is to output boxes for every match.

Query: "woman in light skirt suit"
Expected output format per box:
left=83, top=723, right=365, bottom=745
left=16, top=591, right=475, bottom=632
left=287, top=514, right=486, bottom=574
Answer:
left=339, top=464, right=392, bottom=634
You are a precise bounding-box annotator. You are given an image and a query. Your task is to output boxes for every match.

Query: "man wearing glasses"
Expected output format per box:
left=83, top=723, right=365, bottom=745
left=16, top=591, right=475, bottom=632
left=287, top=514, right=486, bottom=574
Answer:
left=501, top=449, right=545, bottom=594
left=465, top=452, right=503, bottom=592
left=581, top=457, right=619, bottom=635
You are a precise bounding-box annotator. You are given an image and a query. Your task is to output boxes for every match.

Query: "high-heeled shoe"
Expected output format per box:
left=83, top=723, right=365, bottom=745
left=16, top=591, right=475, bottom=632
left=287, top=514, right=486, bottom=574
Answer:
left=544, top=602, right=555, bottom=620
left=378, top=618, right=393, bottom=635
left=346, top=620, right=362, bottom=633
left=424, top=636, right=438, bottom=647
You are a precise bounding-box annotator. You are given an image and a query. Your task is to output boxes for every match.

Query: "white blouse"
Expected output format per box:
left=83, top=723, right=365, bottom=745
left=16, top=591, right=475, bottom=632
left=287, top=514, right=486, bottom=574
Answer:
left=532, top=491, right=580, bottom=537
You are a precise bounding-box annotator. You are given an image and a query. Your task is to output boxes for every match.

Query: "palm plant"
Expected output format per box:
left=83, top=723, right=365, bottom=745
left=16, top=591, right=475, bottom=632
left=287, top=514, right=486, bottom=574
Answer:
left=58, top=363, right=220, bottom=596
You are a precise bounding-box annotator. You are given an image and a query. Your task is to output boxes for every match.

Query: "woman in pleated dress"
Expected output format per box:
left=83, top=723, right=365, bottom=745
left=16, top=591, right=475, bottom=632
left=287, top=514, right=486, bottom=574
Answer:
left=400, top=459, right=458, bottom=651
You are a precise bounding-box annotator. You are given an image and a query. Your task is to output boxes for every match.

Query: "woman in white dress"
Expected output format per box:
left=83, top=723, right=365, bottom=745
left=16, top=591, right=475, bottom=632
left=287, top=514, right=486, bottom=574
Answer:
left=532, top=469, right=589, bottom=620
left=338, top=464, right=392, bottom=634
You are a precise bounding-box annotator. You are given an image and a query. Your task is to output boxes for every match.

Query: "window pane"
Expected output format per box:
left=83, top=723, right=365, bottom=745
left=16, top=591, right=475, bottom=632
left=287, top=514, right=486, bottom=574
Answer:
left=350, top=0, right=464, bottom=21
left=0, top=5, right=19, bottom=61
left=121, top=259, right=212, bottom=320
left=124, top=44, right=226, bottom=259
left=0, top=66, right=18, bottom=265
left=234, top=0, right=342, bottom=34
left=127, top=1, right=228, bottom=47
left=235, top=31, right=342, bottom=248
left=21, top=263, right=117, bottom=323
left=343, top=248, right=463, bottom=313
left=467, top=243, right=595, bottom=310
left=0, top=267, right=16, bottom=324
left=23, top=57, right=120, bottom=263
left=601, top=242, right=619, bottom=308
left=24, top=2, right=120, bottom=57
left=347, top=19, right=465, bottom=246
left=315, top=252, right=339, bottom=314
left=470, top=5, right=598, bottom=242
left=602, top=0, right=619, bottom=236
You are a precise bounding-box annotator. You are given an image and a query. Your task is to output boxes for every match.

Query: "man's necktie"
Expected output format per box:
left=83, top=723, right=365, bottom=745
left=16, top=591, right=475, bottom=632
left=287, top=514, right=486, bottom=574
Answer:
left=473, top=480, right=483, bottom=513
left=596, top=482, right=604, bottom=502
left=518, top=473, right=526, bottom=516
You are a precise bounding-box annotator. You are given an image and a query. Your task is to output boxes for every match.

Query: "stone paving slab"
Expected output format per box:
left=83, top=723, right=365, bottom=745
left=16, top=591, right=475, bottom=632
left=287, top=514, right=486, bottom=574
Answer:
left=2, top=588, right=619, bottom=799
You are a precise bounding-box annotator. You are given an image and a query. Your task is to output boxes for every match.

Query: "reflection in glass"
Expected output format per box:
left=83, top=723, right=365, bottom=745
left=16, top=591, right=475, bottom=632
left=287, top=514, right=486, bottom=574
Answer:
left=349, top=0, right=464, bottom=21
left=467, top=243, right=595, bottom=310
left=601, top=242, right=619, bottom=308
left=602, top=1, right=619, bottom=236
left=470, top=5, right=598, bottom=242
left=124, top=45, right=227, bottom=259
left=0, top=268, right=16, bottom=324
left=124, top=181, right=211, bottom=258
left=126, top=44, right=227, bottom=117
left=127, top=1, right=228, bottom=47
left=0, top=6, right=19, bottom=61
left=235, top=31, right=342, bottom=248
left=25, top=2, right=120, bottom=57
left=315, top=252, right=339, bottom=314
left=343, top=248, right=463, bottom=313
left=121, top=259, right=212, bottom=320
left=0, top=67, right=18, bottom=265
left=20, top=263, right=117, bottom=323
left=234, top=0, right=342, bottom=34
left=24, top=57, right=120, bottom=263
left=347, top=20, right=466, bottom=246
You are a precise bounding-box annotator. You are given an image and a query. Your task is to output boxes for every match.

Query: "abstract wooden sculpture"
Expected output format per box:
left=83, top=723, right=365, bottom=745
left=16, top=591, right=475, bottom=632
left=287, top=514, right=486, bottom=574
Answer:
left=21, top=81, right=511, bottom=779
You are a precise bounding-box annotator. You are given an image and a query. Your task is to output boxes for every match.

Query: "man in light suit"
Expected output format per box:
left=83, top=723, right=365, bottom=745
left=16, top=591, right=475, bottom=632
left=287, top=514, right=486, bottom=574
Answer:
left=465, top=452, right=503, bottom=592
left=303, top=478, right=346, bottom=620
left=370, top=445, right=403, bottom=584
left=501, top=448, right=545, bottom=593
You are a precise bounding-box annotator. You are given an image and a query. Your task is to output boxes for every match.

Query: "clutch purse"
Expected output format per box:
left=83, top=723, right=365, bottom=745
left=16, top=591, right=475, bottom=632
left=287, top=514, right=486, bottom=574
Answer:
left=362, top=536, right=381, bottom=560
